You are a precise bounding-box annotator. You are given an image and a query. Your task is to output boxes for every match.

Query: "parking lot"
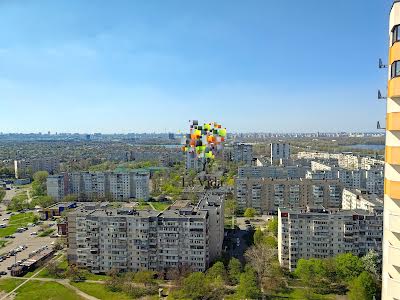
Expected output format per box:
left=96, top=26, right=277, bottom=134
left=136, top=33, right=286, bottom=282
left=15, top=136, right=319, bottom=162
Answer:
left=0, top=222, right=55, bottom=275
left=0, top=188, right=57, bottom=276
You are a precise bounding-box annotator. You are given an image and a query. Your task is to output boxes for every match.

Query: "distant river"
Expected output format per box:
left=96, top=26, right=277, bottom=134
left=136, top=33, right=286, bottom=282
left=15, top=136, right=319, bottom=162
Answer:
left=345, top=144, right=385, bottom=150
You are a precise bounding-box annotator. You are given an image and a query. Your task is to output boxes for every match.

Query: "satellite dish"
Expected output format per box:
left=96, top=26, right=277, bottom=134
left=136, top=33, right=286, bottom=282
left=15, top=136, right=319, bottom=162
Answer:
left=379, top=58, right=388, bottom=69
left=377, top=121, right=386, bottom=130
left=378, top=90, right=387, bottom=100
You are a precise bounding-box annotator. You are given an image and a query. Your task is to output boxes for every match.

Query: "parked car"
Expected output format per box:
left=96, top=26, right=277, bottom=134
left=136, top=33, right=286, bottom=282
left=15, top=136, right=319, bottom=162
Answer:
left=0, top=271, right=7, bottom=275
left=30, top=232, right=37, bottom=236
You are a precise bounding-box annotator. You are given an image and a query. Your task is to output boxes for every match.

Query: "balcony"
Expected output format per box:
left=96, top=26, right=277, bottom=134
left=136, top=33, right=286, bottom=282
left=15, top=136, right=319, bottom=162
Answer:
left=389, top=213, right=400, bottom=233
left=386, top=146, right=400, bottom=165
left=385, top=179, right=400, bottom=199
left=389, top=77, right=400, bottom=99
left=389, top=245, right=400, bottom=267
left=387, top=112, right=400, bottom=130
left=390, top=42, right=400, bottom=65
left=388, top=277, right=400, bottom=299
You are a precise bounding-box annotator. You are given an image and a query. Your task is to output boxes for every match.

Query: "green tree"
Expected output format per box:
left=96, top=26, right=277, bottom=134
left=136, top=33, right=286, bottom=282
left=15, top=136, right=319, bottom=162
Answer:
left=228, top=258, right=242, bottom=285
left=8, top=194, right=30, bottom=211
left=335, top=253, right=364, bottom=282
left=348, top=271, right=377, bottom=300
left=133, top=270, right=156, bottom=286
left=264, top=235, right=278, bottom=248
left=267, top=217, right=278, bottom=237
left=206, top=261, right=226, bottom=282
left=32, top=171, right=49, bottom=196
left=32, top=215, right=39, bottom=224
left=244, top=208, right=256, bottom=218
left=66, top=264, right=86, bottom=282
left=235, top=267, right=261, bottom=299
left=253, top=228, right=264, bottom=245
left=105, top=268, right=122, bottom=292
left=0, top=188, right=5, bottom=202
left=225, top=196, right=237, bottom=217
left=361, top=250, right=381, bottom=279
left=181, top=272, right=210, bottom=300
left=31, top=195, right=54, bottom=208
left=294, top=258, right=336, bottom=289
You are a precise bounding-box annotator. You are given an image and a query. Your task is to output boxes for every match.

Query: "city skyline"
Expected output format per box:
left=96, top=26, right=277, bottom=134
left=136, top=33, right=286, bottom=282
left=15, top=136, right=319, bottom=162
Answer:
left=0, top=0, right=392, bottom=133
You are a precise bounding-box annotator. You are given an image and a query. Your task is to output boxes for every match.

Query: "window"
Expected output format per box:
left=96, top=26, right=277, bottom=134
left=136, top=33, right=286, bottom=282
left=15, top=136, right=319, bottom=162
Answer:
left=392, top=61, right=400, bottom=78
left=393, top=25, right=400, bottom=45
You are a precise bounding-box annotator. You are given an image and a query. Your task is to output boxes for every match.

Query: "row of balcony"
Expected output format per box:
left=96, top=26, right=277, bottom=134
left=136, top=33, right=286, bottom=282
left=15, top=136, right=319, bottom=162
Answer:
left=385, top=179, right=400, bottom=200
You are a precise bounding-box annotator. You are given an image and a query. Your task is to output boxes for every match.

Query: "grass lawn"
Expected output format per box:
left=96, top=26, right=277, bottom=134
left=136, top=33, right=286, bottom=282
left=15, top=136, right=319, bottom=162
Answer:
left=150, top=201, right=171, bottom=211
left=38, top=228, right=55, bottom=237
left=82, top=271, right=111, bottom=281
left=0, top=278, right=25, bottom=293
left=136, top=203, right=151, bottom=210
left=15, top=281, right=82, bottom=300
left=0, top=212, right=36, bottom=238
left=272, top=288, right=337, bottom=299
left=26, top=257, right=69, bottom=279
left=71, top=282, right=131, bottom=300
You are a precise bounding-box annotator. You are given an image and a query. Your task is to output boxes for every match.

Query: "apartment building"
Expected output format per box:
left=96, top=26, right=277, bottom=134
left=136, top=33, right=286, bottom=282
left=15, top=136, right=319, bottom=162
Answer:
left=47, top=174, right=69, bottom=201
left=232, top=143, right=253, bottom=165
left=47, top=171, right=150, bottom=201
left=236, top=178, right=343, bottom=213
left=342, top=189, right=383, bottom=214
left=185, top=151, right=203, bottom=171
left=14, top=158, right=60, bottom=179
left=67, top=194, right=224, bottom=273
left=238, top=165, right=309, bottom=179
left=297, top=151, right=340, bottom=161
left=298, top=152, right=384, bottom=171
left=308, top=161, right=384, bottom=195
left=270, top=143, right=290, bottom=164
left=278, top=207, right=383, bottom=271
left=382, top=1, right=400, bottom=298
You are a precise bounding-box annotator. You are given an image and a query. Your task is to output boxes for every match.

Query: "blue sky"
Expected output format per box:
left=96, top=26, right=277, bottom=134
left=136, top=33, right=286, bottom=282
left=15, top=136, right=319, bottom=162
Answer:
left=0, top=0, right=393, bottom=133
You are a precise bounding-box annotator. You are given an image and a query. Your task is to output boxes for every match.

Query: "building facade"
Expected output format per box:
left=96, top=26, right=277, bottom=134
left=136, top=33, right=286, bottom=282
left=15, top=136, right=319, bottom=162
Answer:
left=235, top=178, right=343, bottom=213
left=238, top=165, right=309, bottom=180
left=382, top=1, right=400, bottom=298
left=270, top=143, right=290, bottom=164
left=14, top=158, right=60, bottom=179
left=278, top=207, right=383, bottom=271
left=342, top=189, right=383, bottom=214
left=47, top=171, right=150, bottom=201
left=67, top=195, right=224, bottom=273
left=232, top=143, right=253, bottom=165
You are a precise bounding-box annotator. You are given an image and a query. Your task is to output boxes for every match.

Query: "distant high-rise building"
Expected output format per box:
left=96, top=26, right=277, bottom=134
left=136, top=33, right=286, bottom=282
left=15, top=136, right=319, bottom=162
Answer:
left=382, top=1, right=400, bottom=298
left=270, top=143, right=290, bottom=164
left=232, top=143, right=253, bottom=165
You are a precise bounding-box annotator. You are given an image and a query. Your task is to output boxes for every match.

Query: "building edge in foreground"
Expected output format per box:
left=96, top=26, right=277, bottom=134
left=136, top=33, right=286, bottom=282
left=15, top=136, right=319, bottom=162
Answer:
left=382, top=1, right=400, bottom=298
